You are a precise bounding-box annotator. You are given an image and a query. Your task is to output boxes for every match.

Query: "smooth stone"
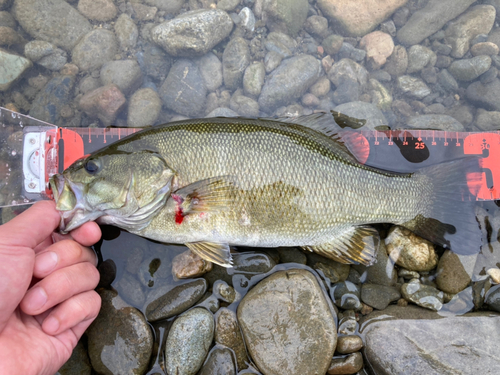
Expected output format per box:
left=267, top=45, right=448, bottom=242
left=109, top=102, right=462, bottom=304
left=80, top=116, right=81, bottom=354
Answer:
left=406, top=114, right=465, bottom=132
left=24, top=40, right=67, bottom=71
left=87, top=290, right=153, bottom=375
left=359, top=31, right=394, bottom=69
left=302, top=92, right=321, bottom=107
left=151, top=9, right=233, bottom=57
left=215, top=308, right=249, bottom=370
left=139, top=43, right=172, bottom=82
left=78, top=84, right=126, bottom=126
left=144, top=0, right=184, bottom=13
left=12, top=0, right=91, bottom=50
left=0, top=11, right=16, bottom=28
left=0, top=49, right=32, bottom=92
left=471, top=41, right=499, bottom=56
left=127, top=88, right=162, bottom=127
left=437, top=69, right=459, bottom=92
left=159, top=59, right=207, bottom=117
left=243, top=61, right=265, bottom=97
left=100, top=60, right=143, bottom=95
left=327, top=352, right=363, bottom=374
left=397, top=75, right=431, bottom=99
left=369, top=78, right=393, bottom=111
left=277, top=247, right=307, bottom=264
left=71, top=29, right=118, bottom=72
left=354, top=242, right=397, bottom=286
left=480, top=66, right=498, bottom=84
left=304, top=15, right=329, bottom=38
left=322, top=34, right=344, bottom=56
left=172, top=250, right=213, bottom=279
left=77, top=0, right=117, bottom=22
left=363, top=312, right=500, bottom=374
left=196, top=52, right=222, bottom=93
left=206, top=107, right=239, bottom=117
left=229, top=93, right=259, bottom=117
left=146, top=278, right=207, bottom=322
left=336, top=335, right=363, bottom=354
left=259, top=54, right=321, bottom=113
left=0, top=25, right=23, bottom=46
left=384, top=45, right=407, bottom=77
left=401, top=279, right=444, bottom=311
left=198, top=346, right=236, bottom=375
left=310, top=76, right=331, bottom=97
left=361, top=284, right=401, bottom=310
left=114, top=272, right=146, bottom=307
left=444, top=5, right=496, bottom=58
left=97, top=259, right=117, bottom=289
left=223, top=37, right=250, bottom=90
left=239, top=7, right=256, bottom=32
left=436, top=250, right=471, bottom=294
left=237, top=269, right=336, bottom=375
left=466, top=78, right=500, bottom=111
left=486, top=284, right=500, bottom=312
left=331, top=281, right=362, bottom=310
left=213, top=280, right=238, bottom=303
left=406, top=45, right=436, bottom=74
left=305, top=252, right=350, bottom=283
left=487, top=268, right=500, bottom=284
left=317, top=0, right=408, bottom=37
left=264, top=32, right=297, bottom=57
left=385, top=226, right=438, bottom=272
left=333, top=101, right=387, bottom=130
left=56, top=340, right=91, bottom=375
left=264, top=50, right=282, bottom=73
left=258, top=0, right=308, bottom=36
left=396, top=0, right=476, bottom=46
left=29, top=75, right=74, bottom=124
left=165, top=308, right=214, bottom=375
left=115, top=13, right=139, bottom=51
left=129, top=2, right=157, bottom=21
left=449, top=55, right=492, bottom=81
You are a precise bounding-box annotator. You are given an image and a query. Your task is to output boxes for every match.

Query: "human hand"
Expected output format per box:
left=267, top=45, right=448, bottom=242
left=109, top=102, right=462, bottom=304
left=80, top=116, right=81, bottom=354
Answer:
left=0, top=200, right=102, bottom=375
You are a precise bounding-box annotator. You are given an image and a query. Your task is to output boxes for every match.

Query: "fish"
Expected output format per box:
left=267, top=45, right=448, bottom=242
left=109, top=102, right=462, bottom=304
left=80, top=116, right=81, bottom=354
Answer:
left=49, top=112, right=482, bottom=267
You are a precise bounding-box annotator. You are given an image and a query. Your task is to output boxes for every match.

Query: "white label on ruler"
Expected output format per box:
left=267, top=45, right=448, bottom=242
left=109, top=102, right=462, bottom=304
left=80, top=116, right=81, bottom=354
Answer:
left=23, top=131, right=46, bottom=194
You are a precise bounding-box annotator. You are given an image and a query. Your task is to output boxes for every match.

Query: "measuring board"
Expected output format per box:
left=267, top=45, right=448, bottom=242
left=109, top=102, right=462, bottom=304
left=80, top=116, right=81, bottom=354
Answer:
left=0, top=106, right=499, bottom=207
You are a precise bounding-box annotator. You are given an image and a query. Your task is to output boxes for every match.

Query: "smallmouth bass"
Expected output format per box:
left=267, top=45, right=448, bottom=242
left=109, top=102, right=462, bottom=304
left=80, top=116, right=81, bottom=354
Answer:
left=50, top=113, right=482, bottom=267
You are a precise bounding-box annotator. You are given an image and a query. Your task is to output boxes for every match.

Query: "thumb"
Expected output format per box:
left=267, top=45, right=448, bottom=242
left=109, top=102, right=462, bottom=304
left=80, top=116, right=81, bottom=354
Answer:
left=0, top=200, right=60, bottom=332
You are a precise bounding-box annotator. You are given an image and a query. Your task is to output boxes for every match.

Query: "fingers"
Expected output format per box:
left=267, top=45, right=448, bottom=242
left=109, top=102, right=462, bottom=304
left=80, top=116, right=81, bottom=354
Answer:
left=33, top=239, right=98, bottom=279
left=20, top=262, right=100, bottom=316
left=70, top=221, right=102, bottom=247
left=41, top=290, right=101, bottom=336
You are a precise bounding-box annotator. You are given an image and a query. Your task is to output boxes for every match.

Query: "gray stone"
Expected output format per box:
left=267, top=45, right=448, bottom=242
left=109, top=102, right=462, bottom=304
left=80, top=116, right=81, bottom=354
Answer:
left=361, top=283, right=401, bottom=310
left=327, top=352, right=363, bottom=374
left=144, top=0, right=184, bottom=13
left=480, top=66, right=498, bottom=84
left=0, top=49, right=32, bottom=92
left=213, top=280, right=238, bottom=303
left=159, top=59, right=207, bottom=117
left=259, top=0, right=308, bottom=36
left=363, top=313, right=500, bottom=374
left=406, top=114, right=465, bottom=132
left=0, top=11, right=16, bottom=28
left=328, top=58, right=368, bottom=89
left=127, top=88, right=162, bottom=127
left=115, top=13, right=139, bottom=51
left=397, top=0, right=477, bottom=46
left=140, top=43, right=172, bottom=82
left=406, top=45, right=436, bottom=74
left=215, top=308, right=249, bottom=370
left=444, top=5, right=496, bottom=59
left=72, top=29, right=118, bottom=72
left=0, top=26, right=23, bottom=49
left=277, top=247, right=307, bottom=265
left=304, top=15, right=329, bottom=38
left=198, top=346, right=236, bottom=375
left=471, top=41, right=500, bottom=56
left=196, top=52, right=222, bottom=92
left=264, top=31, right=296, bottom=58
left=87, top=290, right=153, bottom=375
left=146, top=278, right=207, bottom=322
left=12, top=0, right=91, bottom=50
left=437, top=69, right=459, bottom=92
left=385, top=45, right=408, bottom=78
left=305, top=252, right=350, bottom=283
left=436, top=250, right=471, bottom=294
left=243, top=61, right=265, bottom=97
left=223, top=37, right=250, bottom=90
left=206, top=107, right=239, bottom=118
left=239, top=7, right=256, bottom=32
left=475, top=108, right=500, bottom=131
left=336, top=335, right=363, bottom=355
left=449, top=56, right=492, bottom=82
left=486, top=284, right=500, bottom=312
left=264, top=50, right=283, bottom=73
left=397, top=75, right=431, bottom=99
left=100, top=60, right=143, bottom=95
left=237, top=269, right=336, bottom=375
left=165, top=308, right=214, bottom=375
left=229, top=93, right=259, bottom=117
left=333, top=101, right=388, bottom=130
left=331, top=281, right=362, bottom=310
left=466, top=78, right=500, bottom=111
left=114, top=272, right=146, bottom=307
left=151, top=9, right=233, bottom=57
left=259, top=54, right=321, bottom=113
left=401, top=279, right=444, bottom=311
left=24, top=40, right=67, bottom=71
left=354, top=241, right=397, bottom=286
left=322, top=34, right=344, bottom=56
left=29, top=75, right=75, bottom=125
left=78, top=0, right=117, bottom=22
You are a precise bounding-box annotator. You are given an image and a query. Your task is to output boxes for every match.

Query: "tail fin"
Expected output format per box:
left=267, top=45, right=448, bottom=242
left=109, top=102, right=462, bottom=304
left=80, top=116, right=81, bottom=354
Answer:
left=401, top=158, right=483, bottom=255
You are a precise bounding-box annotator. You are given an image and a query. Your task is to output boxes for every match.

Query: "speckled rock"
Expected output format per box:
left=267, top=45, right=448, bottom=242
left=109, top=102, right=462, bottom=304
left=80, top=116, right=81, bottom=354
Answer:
left=336, top=335, right=363, bottom=354
left=407, top=114, right=465, bottom=132
left=77, top=0, right=117, bottom=22
left=229, top=93, right=259, bottom=117
left=359, top=31, right=394, bottom=69
left=87, top=290, right=153, bottom=375
left=243, top=61, right=266, bottom=97
left=29, top=75, right=75, bottom=125
left=305, top=252, right=350, bottom=284
left=223, top=37, right=250, bottom=90
left=0, top=26, right=23, bottom=46
left=127, top=88, right=162, bottom=127
left=384, top=45, right=407, bottom=77
left=397, top=75, right=431, bottom=99
left=466, top=78, right=500, bottom=111
left=165, top=308, right=214, bottom=375
left=215, top=308, right=249, bottom=370
left=449, top=56, right=492, bottom=82
left=327, top=352, right=363, bottom=374
left=196, top=52, right=223, bottom=92
left=144, top=0, right=184, bottom=13
left=361, top=284, right=401, bottom=310
left=401, top=279, right=444, bottom=311
left=486, top=284, right=500, bottom=312
left=385, top=226, right=438, bottom=272
left=237, top=269, right=336, bottom=375
left=151, top=9, right=233, bottom=57
left=198, top=346, right=236, bottom=375
left=354, top=242, right=397, bottom=286
left=444, top=5, right=496, bottom=58
left=331, top=281, right=362, bottom=310
left=24, top=40, right=67, bottom=71
left=317, top=0, right=408, bottom=37
left=12, top=0, right=91, bottom=50
left=115, top=13, right=139, bottom=51
left=471, top=42, right=499, bottom=56
left=0, top=49, right=31, bottom=91
left=257, top=0, right=308, bottom=36
left=78, top=84, right=126, bottom=126
left=100, top=60, right=143, bottom=95
left=71, top=29, right=118, bottom=72
left=436, top=250, right=471, bottom=294
left=407, top=45, right=436, bottom=74
left=172, top=250, right=213, bottom=279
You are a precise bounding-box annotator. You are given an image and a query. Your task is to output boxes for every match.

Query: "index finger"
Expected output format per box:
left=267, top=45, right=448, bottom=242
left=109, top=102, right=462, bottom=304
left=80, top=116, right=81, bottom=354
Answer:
left=0, top=200, right=60, bottom=249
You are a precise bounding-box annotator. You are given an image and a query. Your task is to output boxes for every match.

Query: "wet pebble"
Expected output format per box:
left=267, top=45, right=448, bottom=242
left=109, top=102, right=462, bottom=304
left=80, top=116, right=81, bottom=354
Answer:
left=259, top=0, right=308, bottom=36
left=485, top=284, right=500, bottom=312
left=327, top=352, right=363, bottom=375
left=276, top=247, right=307, bottom=264
left=449, top=56, right=491, bottom=82
left=437, top=69, right=459, bottom=92
left=140, top=43, right=171, bottom=82
left=215, top=308, right=249, bottom=370
left=304, top=15, right=329, bottom=38
left=165, top=307, right=214, bottom=375
left=24, top=40, right=67, bottom=71
left=196, top=52, right=222, bottom=93
left=466, top=78, right=500, bottom=111
left=407, top=45, right=436, bottom=74
left=401, top=279, right=444, bottom=311
left=0, top=49, right=31, bottom=92
left=407, top=114, right=465, bottom=132
left=78, top=0, right=117, bottom=21
left=146, top=278, right=207, bottom=322
left=100, top=60, right=143, bottom=95
left=243, top=61, right=265, bottom=97
left=305, top=252, right=350, bottom=284
left=230, top=92, right=259, bottom=117
left=127, top=88, right=162, bottom=127
left=334, top=101, right=387, bottom=130
left=129, top=2, right=157, bottom=21
left=264, top=51, right=283, bottom=73
left=79, top=84, right=126, bottom=126
left=384, top=45, right=407, bottom=78
left=331, top=281, right=362, bottom=311
left=480, top=66, right=498, bottom=84
left=29, top=75, right=75, bottom=125
left=238, top=7, right=255, bottom=32
left=321, top=34, right=344, bottom=56
left=115, top=13, right=138, bottom=51
left=0, top=26, right=22, bottom=46
left=213, top=280, right=238, bottom=303
left=359, top=31, right=394, bottom=69
left=435, top=250, right=471, bottom=294
left=223, top=37, right=250, bottom=90
left=361, top=284, right=401, bottom=310
left=336, top=335, right=363, bottom=355
left=397, top=75, right=431, bottom=99
left=97, top=259, right=117, bottom=288
left=0, top=11, right=16, bottom=29
left=198, top=346, right=236, bottom=375
left=172, top=250, right=213, bottom=279
left=487, top=268, right=500, bottom=284
left=115, top=271, right=146, bottom=307
left=72, top=29, right=118, bottom=72
left=471, top=41, right=499, bottom=56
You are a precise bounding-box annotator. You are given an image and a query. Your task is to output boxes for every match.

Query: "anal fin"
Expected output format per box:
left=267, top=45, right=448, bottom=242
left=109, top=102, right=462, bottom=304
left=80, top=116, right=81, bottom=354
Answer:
left=302, top=226, right=379, bottom=266
left=186, top=242, right=233, bottom=268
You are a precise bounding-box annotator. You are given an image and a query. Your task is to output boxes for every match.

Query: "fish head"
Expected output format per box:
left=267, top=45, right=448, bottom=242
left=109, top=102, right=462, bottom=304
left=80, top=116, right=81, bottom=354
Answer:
left=50, top=151, right=175, bottom=233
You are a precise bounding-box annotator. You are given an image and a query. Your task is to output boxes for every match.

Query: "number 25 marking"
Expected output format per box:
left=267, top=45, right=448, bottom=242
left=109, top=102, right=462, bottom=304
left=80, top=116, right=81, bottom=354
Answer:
left=415, top=142, right=425, bottom=149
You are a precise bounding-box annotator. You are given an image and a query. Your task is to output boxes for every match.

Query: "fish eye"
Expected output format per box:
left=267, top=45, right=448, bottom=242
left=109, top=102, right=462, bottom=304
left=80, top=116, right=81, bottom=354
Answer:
left=84, top=159, right=101, bottom=175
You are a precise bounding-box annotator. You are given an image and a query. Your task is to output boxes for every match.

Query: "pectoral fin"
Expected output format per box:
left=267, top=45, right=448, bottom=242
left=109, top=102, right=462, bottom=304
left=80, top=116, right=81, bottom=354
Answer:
left=302, top=226, right=379, bottom=266
left=186, top=242, right=233, bottom=268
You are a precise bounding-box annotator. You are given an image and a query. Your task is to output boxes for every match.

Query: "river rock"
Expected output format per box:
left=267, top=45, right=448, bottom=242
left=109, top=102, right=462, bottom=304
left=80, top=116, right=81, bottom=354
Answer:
left=172, top=250, right=213, bottom=279
left=115, top=13, right=138, bottom=51
left=444, top=5, right=496, bottom=59
left=436, top=250, right=471, bottom=294
left=229, top=93, right=259, bottom=117
left=159, top=59, right=207, bottom=117
left=24, top=40, right=67, bottom=71
left=257, top=0, right=308, bottom=36
left=449, top=55, right=492, bottom=82
left=114, top=272, right=145, bottom=307
left=151, top=9, right=233, bottom=57
left=77, top=0, right=117, bottom=22
left=87, top=290, right=153, bottom=375
left=361, top=284, right=401, bottom=310
left=0, top=25, right=23, bottom=46
left=486, top=284, right=500, bottom=312
left=406, top=114, right=465, bottom=132
left=407, top=45, right=436, bottom=74
left=476, top=109, right=500, bottom=131
left=466, top=78, right=500, bottom=111
left=146, top=278, right=207, bottom=322
left=438, top=69, right=459, bottom=92
left=397, top=0, right=476, bottom=46
left=79, top=84, right=126, bottom=126
left=401, top=279, right=444, bottom=311
left=317, top=0, right=407, bottom=37
left=71, top=29, right=118, bottom=72
left=259, top=54, right=321, bottom=113
left=327, top=353, right=363, bottom=375
left=144, top=0, right=183, bottom=13
left=165, top=307, right=214, bottom=375
left=397, top=75, right=431, bottom=99
left=196, top=52, right=222, bottom=92
left=198, top=346, right=236, bottom=375
left=0, top=11, right=15, bottom=28
left=304, top=15, right=329, bottom=38
left=354, top=242, right=397, bottom=286
left=334, top=101, right=387, bottom=130
left=336, top=335, right=363, bottom=354
left=237, top=269, right=336, bottom=375
left=0, top=49, right=31, bottom=92
left=243, top=61, right=266, bottom=97
left=305, top=252, right=350, bottom=284
left=12, top=0, right=91, bottom=50
left=363, top=312, right=500, bottom=374
left=359, top=31, right=394, bottom=69
left=29, top=75, right=75, bottom=124
left=140, top=43, right=171, bottom=82
left=223, top=37, right=250, bottom=90
left=384, top=45, right=407, bottom=78
left=100, top=60, right=143, bottom=95
left=127, top=88, right=162, bottom=127
left=215, top=308, right=249, bottom=370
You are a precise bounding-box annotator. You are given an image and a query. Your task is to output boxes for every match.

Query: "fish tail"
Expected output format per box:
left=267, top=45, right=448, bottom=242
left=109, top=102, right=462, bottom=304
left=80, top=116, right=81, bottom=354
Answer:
left=401, top=157, right=483, bottom=255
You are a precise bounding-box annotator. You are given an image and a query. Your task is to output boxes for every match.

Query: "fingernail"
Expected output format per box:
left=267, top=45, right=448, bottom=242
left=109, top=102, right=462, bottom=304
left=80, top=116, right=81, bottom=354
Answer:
left=35, top=252, right=58, bottom=274
left=44, top=316, right=60, bottom=334
left=26, top=287, right=48, bottom=311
